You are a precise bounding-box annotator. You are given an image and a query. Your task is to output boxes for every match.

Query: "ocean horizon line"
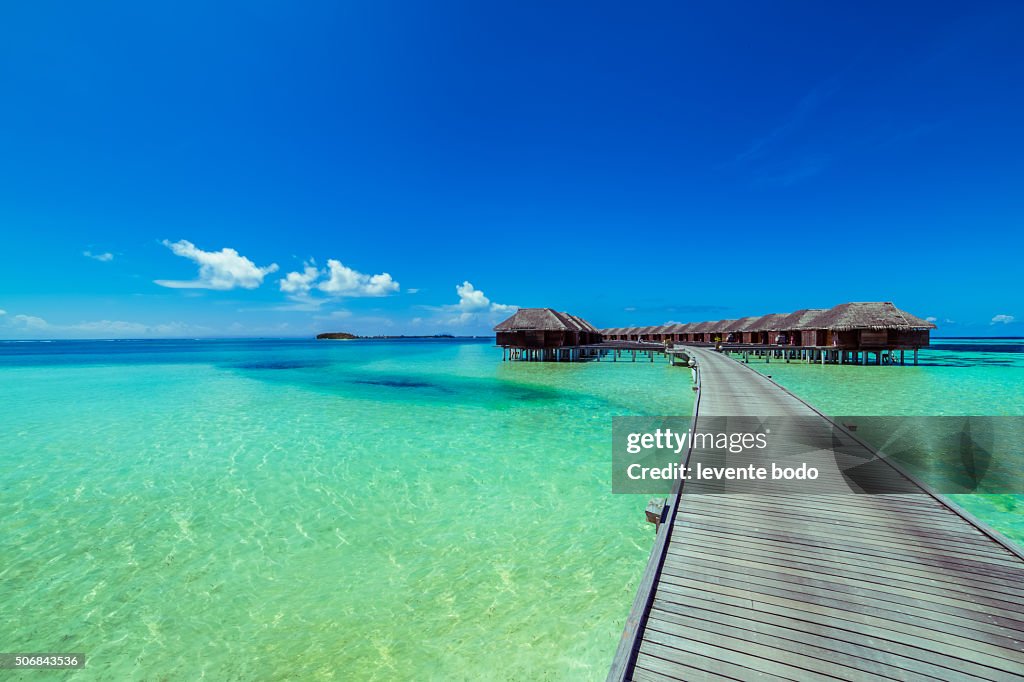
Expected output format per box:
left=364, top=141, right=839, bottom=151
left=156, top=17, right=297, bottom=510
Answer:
left=1, top=334, right=1021, bottom=343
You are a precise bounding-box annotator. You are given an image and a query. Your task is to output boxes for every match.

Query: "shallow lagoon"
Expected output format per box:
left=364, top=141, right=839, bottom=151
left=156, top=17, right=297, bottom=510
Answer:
left=0, top=339, right=689, bottom=680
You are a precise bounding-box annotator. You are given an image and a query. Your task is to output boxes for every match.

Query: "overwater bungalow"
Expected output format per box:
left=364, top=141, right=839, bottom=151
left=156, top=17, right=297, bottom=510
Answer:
left=665, top=323, right=690, bottom=343
left=494, top=308, right=602, bottom=356
left=774, top=308, right=828, bottom=346
left=648, top=324, right=674, bottom=342
left=813, top=301, right=935, bottom=350
left=709, top=319, right=735, bottom=342
left=686, top=321, right=709, bottom=344
left=742, top=312, right=789, bottom=345
left=721, top=316, right=758, bottom=344
left=689, top=319, right=730, bottom=343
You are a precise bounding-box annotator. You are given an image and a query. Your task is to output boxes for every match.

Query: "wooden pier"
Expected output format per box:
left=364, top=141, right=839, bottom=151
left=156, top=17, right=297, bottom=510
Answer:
left=609, top=346, right=1024, bottom=682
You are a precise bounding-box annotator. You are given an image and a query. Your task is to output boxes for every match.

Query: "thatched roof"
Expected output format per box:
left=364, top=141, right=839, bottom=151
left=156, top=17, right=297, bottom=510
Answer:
left=814, top=302, right=937, bottom=331
left=774, top=308, right=828, bottom=330
left=691, top=319, right=732, bottom=333
left=745, top=312, right=789, bottom=331
left=494, top=308, right=600, bottom=332
left=723, top=316, right=759, bottom=333
left=562, top=313, right=600, bottom=333
left=599, top=301, right=934, bottom=336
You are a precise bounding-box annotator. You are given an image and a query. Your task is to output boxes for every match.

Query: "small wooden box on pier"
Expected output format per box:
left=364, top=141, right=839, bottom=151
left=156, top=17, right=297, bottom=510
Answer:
left=645, top=498, right=667, bottom=530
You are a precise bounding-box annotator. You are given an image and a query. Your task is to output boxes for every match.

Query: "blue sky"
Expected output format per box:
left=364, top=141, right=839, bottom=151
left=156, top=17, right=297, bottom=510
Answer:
left=1, top=1, right=1021, bottom=338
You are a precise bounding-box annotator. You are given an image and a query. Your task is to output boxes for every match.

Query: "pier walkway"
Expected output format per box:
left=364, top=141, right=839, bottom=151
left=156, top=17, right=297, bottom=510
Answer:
left=609, top=346, right=1024, bottom=682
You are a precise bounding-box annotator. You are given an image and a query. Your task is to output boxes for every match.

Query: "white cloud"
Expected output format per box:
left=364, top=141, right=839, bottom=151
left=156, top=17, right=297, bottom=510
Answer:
left=279, top=262, right=321, bottom=295
left=277, top=259, right=399, bottom=303
left=319, top=260, right=399, bottom=297
left=0, top=309, right=6, bottom=316
left=83, top=250, right=114, bottom=262
left=456, top=281, right=491, bottom=312
left=407, top=288, right=420, bottom=294
left=1, top=312, right=209, bottom=338
left=925, top=316, right=937, bottom=323
left=441, top=281, right=516, bottom=326
left=992, top=314, right=1015, bottom=325
left=155, top=239, right=278, bottom=290
left=12, top=314, right=48, bottom=330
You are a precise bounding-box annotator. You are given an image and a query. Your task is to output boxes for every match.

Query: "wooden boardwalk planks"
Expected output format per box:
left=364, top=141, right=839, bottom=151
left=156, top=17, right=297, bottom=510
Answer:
left=609, top=346, right=1024, bottom=682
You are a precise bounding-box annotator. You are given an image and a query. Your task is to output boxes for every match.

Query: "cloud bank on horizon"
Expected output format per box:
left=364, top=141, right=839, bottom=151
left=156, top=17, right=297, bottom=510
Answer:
left=0, top=237, right=522, bottom=338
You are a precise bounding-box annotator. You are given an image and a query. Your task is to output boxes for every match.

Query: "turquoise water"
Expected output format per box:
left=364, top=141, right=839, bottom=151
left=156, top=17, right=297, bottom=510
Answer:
left=0, top=339, right=691, bottom=680
left=745, top=338, right=1024, bottom=547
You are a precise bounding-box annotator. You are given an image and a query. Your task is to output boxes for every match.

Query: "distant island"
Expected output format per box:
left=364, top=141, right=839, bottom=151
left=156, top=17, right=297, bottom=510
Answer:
left=315, top=332, right=359, bottom=340
left=316, top=332, right=456, bottom=340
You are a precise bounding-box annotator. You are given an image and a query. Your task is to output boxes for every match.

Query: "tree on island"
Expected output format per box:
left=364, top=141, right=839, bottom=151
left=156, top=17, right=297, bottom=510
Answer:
left=315, top=332, right=358, bottom=340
